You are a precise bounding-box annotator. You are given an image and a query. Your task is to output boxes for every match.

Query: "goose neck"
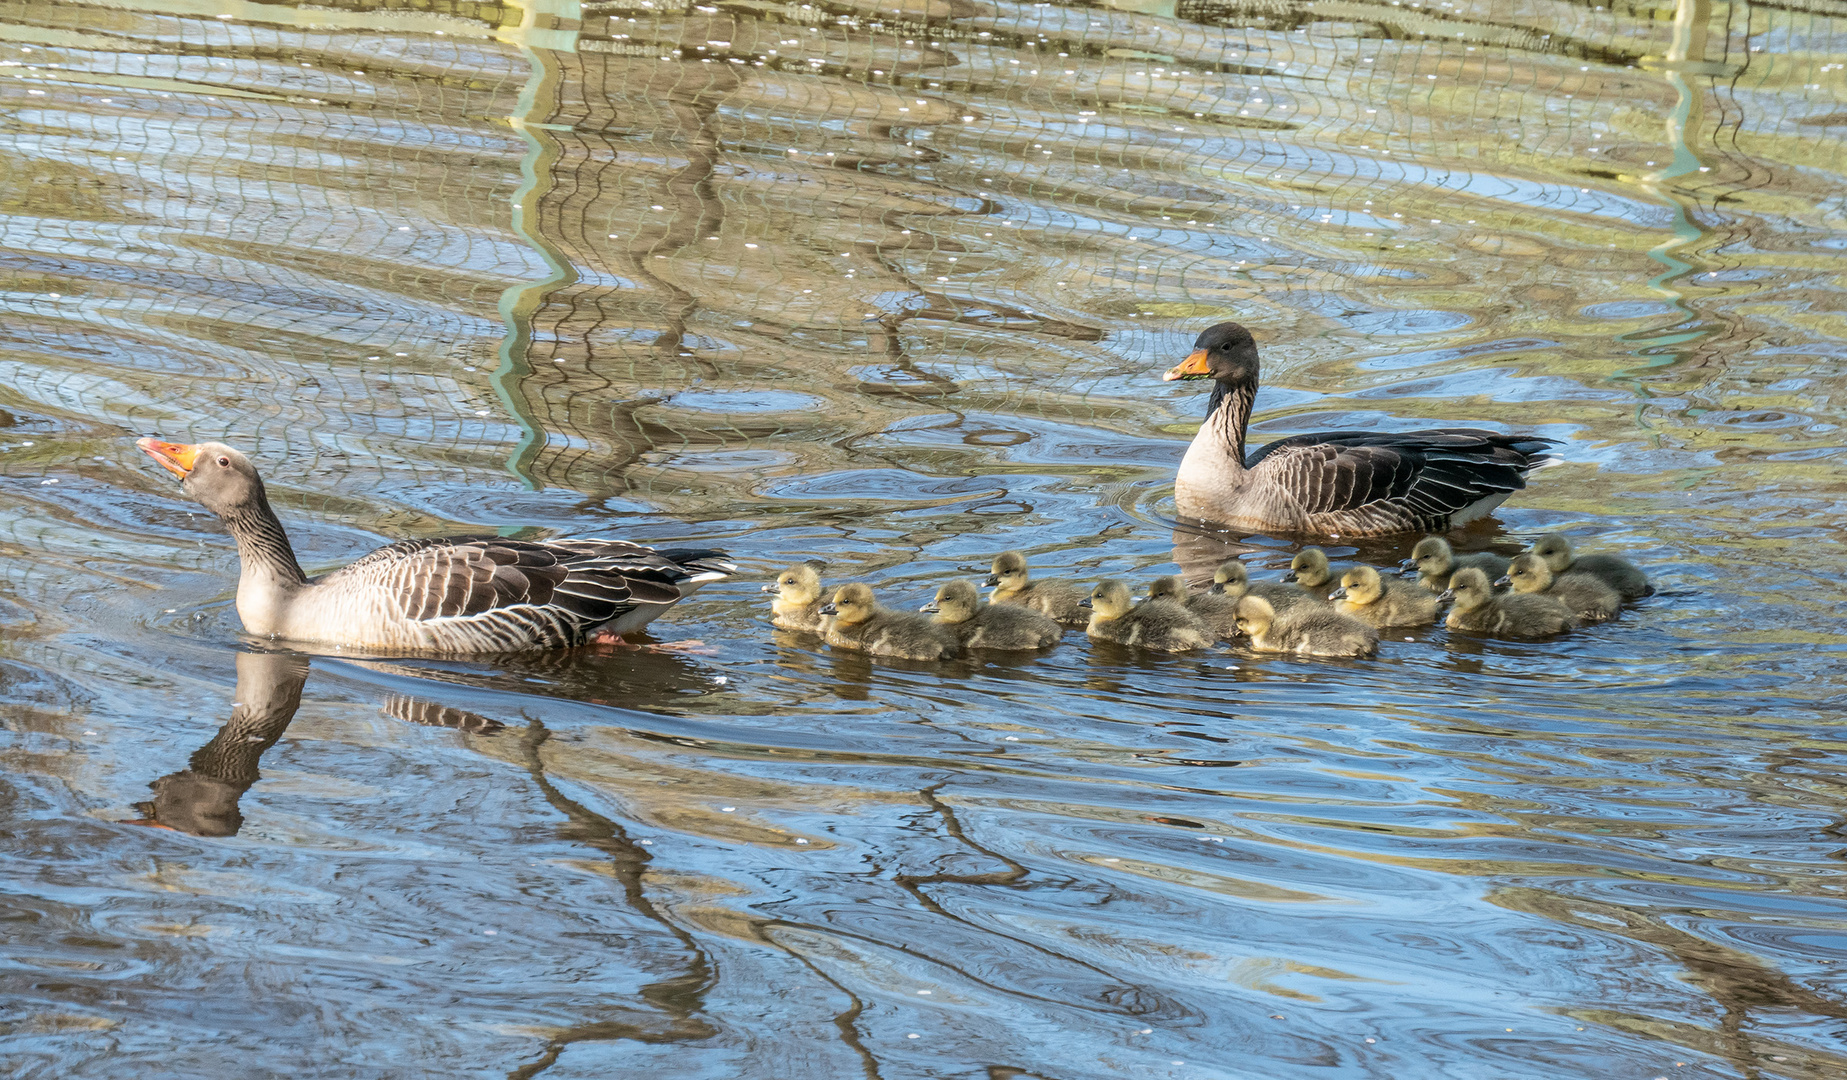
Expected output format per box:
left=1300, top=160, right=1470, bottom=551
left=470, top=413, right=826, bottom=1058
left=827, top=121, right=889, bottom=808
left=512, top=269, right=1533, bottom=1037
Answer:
left=221, top=489, right=308, bottom=588
left=1203, top=378, right=1256, bottom=463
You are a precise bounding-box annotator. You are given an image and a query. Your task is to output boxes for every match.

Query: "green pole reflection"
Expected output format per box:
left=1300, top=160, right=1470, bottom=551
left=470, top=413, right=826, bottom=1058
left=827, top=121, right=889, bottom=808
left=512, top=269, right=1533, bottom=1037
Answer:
left=1616, top=0, right=1715, bottom=410
left=492, top=0, right=582, bottom=488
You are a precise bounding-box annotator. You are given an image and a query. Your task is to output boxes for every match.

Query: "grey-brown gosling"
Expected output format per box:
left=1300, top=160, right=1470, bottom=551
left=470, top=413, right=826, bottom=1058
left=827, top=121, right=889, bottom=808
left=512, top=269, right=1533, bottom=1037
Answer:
left=1148, top=574, right=1240, bottom=639
left=1209, top=560, right=1323, bottom=614
left=1498, top=553, right=1621, bottom=623
left=1082, top=580, right=1213, bottom=652
left=1441, top=567, right=1573, bottom=637
left=822, top=583, right=960, bottom=660
left=1402, top=536, right=1511, bottom=594
left=1330, top=565, right=1439, bottom=628
left=986, top=550, right=1089, bottom=627
left=1233, top=596, right=1379, bottom=658
left=1527, top=533, right=1651, bottom=600
left=763, top=563, right=828, bottom=632
left=923, top=579, right=1061, bottom=650
left=1282, top=547, right=1336, bottom=596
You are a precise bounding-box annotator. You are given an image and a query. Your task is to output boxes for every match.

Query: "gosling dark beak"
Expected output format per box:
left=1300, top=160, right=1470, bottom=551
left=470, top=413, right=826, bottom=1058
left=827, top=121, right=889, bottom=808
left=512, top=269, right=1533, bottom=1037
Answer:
left=1397, top=559, right=1419, bottom=574
left=1282, top=571, right=1299, bottom=582
left=1493, top=575, right=1512, bottom=588
left=760, top=582, right=778, bottom=593
left=819, top=603, right=837, bottom=615
left=1162, top=348, right=1212, bottom=382
left=1329, top=587, right=1348, bottom=600
left=1078, top=597, right=1092, bottom=608
left=1438, top=589, right=1456, bottom=603
left=982, top=574, right=1000, bottom=586
left=1209, top=583, right=1224, bottom=594
left=137, top=437, right=199, bottom=480
left=919, top=602, right=939, bottom=613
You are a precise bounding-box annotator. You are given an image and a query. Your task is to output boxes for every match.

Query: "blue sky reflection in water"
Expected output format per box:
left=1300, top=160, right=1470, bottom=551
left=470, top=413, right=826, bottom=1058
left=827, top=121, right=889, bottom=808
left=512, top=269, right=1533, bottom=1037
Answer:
left=2, top=0, right=1846, bottom=1077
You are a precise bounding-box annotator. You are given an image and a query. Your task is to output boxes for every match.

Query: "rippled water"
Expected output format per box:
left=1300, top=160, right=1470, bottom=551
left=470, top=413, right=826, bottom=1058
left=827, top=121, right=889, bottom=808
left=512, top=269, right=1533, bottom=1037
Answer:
left=4, top=0, right=1847, bottom=1075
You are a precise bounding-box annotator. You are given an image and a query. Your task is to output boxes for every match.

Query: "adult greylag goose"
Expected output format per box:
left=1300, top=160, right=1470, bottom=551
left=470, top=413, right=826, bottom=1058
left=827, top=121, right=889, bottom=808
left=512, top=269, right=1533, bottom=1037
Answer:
left=763, top=563, right=829, bottom=632
left=1441, top=567, right=1572, bottom=637
left=1401, top=536, right=1511, bottom=594
left=1330, top=565, right=1439, bottom=628
left=822, top=583, right=960, bottom=660
left=1081, top=580, right=1212, bottom=652
left=1497, top=553, right=1621, bottom=623
left=1526, top=533, right=1651, bottom=600
left=1233, top=596, right=1379, bottom=658
left=137, top=439, right=733, bottom=653
left=923, top=579, right=1061, bottom=650
left=985, top=551, right=1089, bottom=627
left=1163, top=322, right=1557, bottom=536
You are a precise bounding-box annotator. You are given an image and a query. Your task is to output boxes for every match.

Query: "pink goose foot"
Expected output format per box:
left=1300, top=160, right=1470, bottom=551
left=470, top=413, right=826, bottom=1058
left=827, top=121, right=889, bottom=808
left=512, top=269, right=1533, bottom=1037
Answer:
left=586, top=629, right=714, bottom=655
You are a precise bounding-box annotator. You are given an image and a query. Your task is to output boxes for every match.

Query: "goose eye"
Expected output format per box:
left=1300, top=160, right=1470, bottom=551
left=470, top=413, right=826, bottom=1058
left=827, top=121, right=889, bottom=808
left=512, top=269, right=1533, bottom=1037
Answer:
left=216, top=456, right=231, bottom=467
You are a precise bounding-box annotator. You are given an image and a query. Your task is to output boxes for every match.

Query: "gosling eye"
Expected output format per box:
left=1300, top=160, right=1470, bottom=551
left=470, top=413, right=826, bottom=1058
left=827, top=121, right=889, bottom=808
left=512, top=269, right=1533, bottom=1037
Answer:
left=216, top=456, right=231, bottom=468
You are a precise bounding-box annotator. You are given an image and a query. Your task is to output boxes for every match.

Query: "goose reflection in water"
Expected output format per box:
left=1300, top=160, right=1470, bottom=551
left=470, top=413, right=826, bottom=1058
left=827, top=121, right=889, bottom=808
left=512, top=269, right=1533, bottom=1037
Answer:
left=131, top=651, right=504, bottom=837
left=131, top=652, right=307, bottom=837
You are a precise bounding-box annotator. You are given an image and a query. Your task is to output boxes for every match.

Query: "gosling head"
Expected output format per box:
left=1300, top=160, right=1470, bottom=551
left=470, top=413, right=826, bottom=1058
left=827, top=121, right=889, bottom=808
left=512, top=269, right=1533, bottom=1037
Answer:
left=1528, top=533, right=1576, bottom=574
left=763, top=562, right=823, bottom=605
left=1284, top=547, right=1331, bottom=588
left=924, top=579, right=980, bottom=624
left=985, top=550, right=1029, bottom=589
left=1499, top=552, right=1555, bottom=594
left=1083, top=580, right=1135, bottom=620
left=138, top=439, right=268, bottom=519
left=1404, top=535, right=1453, bottom=577
left=1210, top=560, right=1249, bottom=596
left=1233, top=595, right=1276, bottom=639
left=1439, top=567, right=1493, bottom=612
left=1162, top=321, right=1260, bottom=387
left=1332, top=565, right=1384, bottom=606
left=1146, top=576, right=1186, bottom=604
left=821, top=583, right=877, bottom=626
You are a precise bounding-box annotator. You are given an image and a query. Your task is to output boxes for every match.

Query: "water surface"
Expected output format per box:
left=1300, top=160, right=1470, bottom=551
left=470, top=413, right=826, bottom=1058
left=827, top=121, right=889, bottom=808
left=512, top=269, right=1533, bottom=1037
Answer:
left=3, top=0, right=1847, bottom=1076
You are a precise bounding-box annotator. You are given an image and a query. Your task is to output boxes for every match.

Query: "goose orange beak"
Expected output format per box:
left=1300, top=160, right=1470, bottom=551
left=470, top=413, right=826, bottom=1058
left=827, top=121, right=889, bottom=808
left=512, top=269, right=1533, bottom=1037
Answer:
left=138, top=438, right=199, bottom=478
left=1162, top=349, right=1211, bottom=381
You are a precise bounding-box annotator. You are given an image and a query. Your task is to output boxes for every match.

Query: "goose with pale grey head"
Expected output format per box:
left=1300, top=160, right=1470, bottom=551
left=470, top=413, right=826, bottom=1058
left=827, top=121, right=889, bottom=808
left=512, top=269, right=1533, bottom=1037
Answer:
left=137, top=439, right=732, bottom=653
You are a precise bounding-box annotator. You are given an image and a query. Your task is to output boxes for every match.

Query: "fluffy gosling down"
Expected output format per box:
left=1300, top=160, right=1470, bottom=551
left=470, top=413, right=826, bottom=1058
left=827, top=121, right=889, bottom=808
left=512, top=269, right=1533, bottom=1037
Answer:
left=1330, top=565, right=1439, bottom=628
left=1209, top=560, right=1322, bottom=613
left=1282, top=547, right=1337, bottom=595
left=1441, top=567, right=1573, bottom=637
left=822, top=583, right=961, bottom=660
left=986, top=551, right=1090, bottom=627
left=1498, top=553, right=1621, bottom=623
left=763, top=563, right=828, bottom=632
left=1527, top=533, right=1651, bottom=600
left=1234, top=596, right=1379, bottom=658
left=1083, top=580, right=1213, bottom=652
left=1402, top=536, right=1511, bottom=594
left=924, top=580, right=1062, bottom=650
left=1147, top=575, right=1240, bottom=639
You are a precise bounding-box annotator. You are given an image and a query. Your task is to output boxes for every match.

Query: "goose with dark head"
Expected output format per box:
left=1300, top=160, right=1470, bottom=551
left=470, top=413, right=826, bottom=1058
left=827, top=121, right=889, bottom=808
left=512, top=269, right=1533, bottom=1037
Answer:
left=1163, top=322, right=1557, bottom=536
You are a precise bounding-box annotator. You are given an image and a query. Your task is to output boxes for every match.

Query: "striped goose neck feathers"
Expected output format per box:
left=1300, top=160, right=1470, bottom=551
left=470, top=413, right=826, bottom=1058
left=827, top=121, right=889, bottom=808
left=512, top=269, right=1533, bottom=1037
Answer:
left=221, top=491, right=308, bottom=585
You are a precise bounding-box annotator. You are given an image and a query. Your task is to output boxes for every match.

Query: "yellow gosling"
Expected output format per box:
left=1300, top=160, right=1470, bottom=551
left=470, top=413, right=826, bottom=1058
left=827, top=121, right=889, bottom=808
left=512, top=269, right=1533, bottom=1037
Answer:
left=1233, top=596, right=1379, bottom=658
left=1331, top=565, right=1439, bottom=628
left=823, top=583, right=960, bottom=660
left=924, top=579, right=1061, bottom=650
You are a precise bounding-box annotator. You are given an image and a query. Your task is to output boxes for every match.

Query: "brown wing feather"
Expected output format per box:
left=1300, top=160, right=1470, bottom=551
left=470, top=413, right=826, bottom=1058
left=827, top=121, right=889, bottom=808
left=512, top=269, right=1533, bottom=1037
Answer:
left=315, top=537, right=732, bottom=646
